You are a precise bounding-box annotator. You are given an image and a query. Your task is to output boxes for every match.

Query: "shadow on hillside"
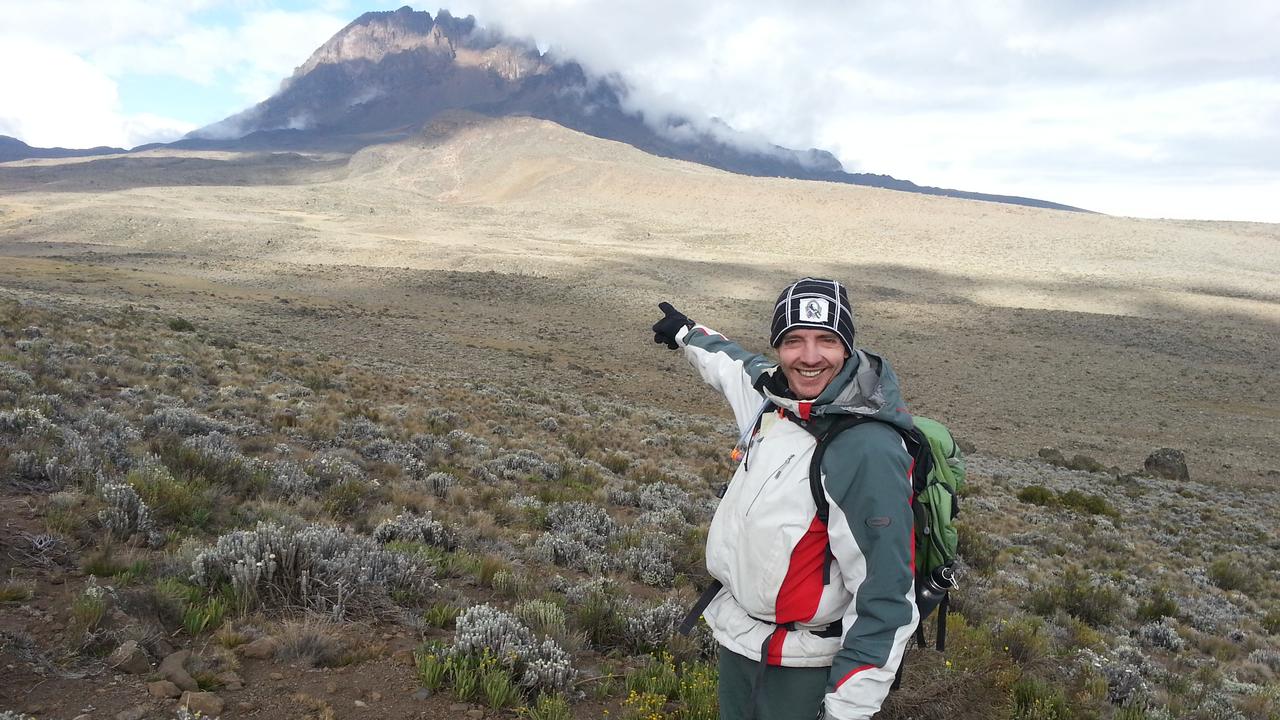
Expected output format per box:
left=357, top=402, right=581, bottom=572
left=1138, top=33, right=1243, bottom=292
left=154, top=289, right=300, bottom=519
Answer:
left=584, top=253, right=1280, bottom=346
left=0, top=153, right=350, bottom=193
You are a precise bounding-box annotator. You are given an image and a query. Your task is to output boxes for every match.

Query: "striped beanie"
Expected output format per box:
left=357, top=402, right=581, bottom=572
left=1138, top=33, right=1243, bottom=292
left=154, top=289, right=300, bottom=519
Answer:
left=770, top=277, right=855, bottom=354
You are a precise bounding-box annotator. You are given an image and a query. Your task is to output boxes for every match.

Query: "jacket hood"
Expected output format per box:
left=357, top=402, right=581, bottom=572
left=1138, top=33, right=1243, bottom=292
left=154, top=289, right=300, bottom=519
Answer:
left=757, top=349, right=913, bottom=431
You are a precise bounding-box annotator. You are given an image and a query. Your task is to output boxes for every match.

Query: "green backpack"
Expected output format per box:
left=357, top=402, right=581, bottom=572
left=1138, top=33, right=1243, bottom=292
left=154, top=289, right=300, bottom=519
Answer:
left=808, top=414, right=966, bottom=651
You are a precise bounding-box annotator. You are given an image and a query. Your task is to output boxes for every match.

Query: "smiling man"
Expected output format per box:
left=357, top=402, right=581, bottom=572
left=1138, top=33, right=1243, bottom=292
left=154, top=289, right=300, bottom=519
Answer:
left=651, top=278, right=918, bottom=720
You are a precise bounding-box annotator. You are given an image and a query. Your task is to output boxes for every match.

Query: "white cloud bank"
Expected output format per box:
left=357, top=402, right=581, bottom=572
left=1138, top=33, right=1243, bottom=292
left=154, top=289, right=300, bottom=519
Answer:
left=0, top=2, right=347, bottom=149
left=448, top=0, right=1280, bottom=221
left=0, top=38, right=194, bottom=148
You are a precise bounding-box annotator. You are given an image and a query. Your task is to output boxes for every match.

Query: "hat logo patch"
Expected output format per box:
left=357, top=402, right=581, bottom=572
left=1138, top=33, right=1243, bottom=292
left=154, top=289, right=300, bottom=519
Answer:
left=802, top=298, right=830, bottom=322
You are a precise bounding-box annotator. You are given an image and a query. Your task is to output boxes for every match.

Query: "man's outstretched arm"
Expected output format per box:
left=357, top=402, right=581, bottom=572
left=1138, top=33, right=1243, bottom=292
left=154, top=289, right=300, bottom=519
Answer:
left=651, top=302, right=773, bottom=432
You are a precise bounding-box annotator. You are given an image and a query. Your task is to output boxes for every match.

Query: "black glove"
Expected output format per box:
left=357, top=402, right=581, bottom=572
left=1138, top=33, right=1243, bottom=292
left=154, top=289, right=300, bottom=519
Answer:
left=652, top=302, right=693, bottom=350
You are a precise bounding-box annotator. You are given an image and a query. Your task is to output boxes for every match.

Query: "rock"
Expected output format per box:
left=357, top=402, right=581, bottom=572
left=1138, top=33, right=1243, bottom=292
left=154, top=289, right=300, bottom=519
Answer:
left=467, top=710, right=485, bottom=719
left=369, top=691, right=382, bottom=702
left=215, top=671, right=244, bottom=691
left=326, top=681, right=339, bottom=694
left=114, top=706, right=148, bottom=720
left=238, top=636, right=280, bottom=659
left=181, top=691, right=225, bottom=717
left=1066, top=454, right=1106, bottom=473
left=392, top=648, right=416, bottom=666
left=412, top=688, right=433, bottom=700
left=148, top=680, right=182, bottom=698
left=355, top=700, right=369, bottom=708
left=73, top=714, right=92, bottom=720
left=107, top=640, right=151, bottom=675
left=1144, top=448, right=1190, bottom=481
left=269, top=672, right=284, bottom=680
left=158, top=649, right=199, bottom=691
left=150, top=637, right=177, bottom=658
left=449, top=704, right=471, bottom=712
left=23, top=326, right=43, bottom=339
left=1038, top=447, right=1067, bottom=467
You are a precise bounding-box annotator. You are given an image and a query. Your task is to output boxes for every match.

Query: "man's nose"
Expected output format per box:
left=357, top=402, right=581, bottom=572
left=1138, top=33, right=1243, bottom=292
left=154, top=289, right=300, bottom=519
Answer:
left=800, top=340, right=822, bottom=364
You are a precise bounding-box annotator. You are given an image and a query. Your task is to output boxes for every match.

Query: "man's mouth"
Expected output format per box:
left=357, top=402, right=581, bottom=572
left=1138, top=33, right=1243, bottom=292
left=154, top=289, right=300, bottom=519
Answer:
left=797, top=368, right=825, bottom=378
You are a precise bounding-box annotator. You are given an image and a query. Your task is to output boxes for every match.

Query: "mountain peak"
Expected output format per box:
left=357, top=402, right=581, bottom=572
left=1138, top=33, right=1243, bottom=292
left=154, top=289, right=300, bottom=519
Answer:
left=294, top=7, right=479, bottom=77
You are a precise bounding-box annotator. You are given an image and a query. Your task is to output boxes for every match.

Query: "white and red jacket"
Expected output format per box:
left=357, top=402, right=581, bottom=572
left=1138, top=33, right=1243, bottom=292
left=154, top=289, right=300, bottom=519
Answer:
left=677, top=323, right=920, bottom=719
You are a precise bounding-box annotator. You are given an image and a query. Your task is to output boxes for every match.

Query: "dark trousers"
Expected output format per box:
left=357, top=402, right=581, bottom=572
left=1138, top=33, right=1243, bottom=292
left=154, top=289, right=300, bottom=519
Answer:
left=717, top=645, right=829, bottom=720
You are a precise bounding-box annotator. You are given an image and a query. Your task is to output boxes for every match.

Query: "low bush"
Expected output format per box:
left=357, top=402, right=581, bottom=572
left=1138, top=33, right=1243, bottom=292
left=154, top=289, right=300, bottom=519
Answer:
left=1263, top=607, right=1280, bottom=635
left=277, top=617, right=354, bottom=667
left=0, top=580, right=35, bottom=602
left=125, top=457, right=216, bottom=530
left=1017, top=485, right=1057, bottom=507
left=1207, top=556, right=1257, bottom=595
left=1135, top=586, right=1179, bottom=622
left=70, top=582, right=109, bottom=634
left=1058, top=489, right=1119, bottom=518
left=1011, top=676, right=1070, bottom=720
left=524, top=693, right=572, bottom=720
left=1026, top=566, right=1123, bottom=628
left=189, top=521, right=433, bottom=618
left=372, top=512, right=458, bottom=550
left=452, top=603, right=577, bottom=695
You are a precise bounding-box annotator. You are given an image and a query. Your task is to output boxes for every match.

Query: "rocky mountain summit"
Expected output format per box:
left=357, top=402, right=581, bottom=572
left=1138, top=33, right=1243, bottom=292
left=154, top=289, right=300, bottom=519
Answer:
left=180, top=6, right=1079, bottom=211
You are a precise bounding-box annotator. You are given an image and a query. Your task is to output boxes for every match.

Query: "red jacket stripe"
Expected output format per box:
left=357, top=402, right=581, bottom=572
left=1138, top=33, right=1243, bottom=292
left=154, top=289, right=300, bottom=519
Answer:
left=774, top=515, right=829, bottom=626
left=835, top=663, right=876, bottom=689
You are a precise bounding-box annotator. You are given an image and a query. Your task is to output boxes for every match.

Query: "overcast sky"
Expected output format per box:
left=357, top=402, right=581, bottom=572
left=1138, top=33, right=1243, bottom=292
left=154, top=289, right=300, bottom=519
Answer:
left=2, top=1, right=1278, bottom=222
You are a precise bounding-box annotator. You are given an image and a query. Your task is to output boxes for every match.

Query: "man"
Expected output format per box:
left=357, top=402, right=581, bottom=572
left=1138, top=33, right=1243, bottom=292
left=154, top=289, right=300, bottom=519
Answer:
left=652, top=278, right=918, bottom=719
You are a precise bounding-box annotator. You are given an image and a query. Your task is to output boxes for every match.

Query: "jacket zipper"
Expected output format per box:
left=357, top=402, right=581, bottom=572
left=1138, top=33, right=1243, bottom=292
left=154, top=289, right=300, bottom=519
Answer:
left=744, top=453, right=796, bottom=517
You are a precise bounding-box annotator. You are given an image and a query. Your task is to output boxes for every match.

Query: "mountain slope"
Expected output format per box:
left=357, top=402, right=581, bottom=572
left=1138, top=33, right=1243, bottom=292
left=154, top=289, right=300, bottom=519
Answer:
left=188, top=7, right=1081, bottom=212
left=0, top=135, right=125, bottom=163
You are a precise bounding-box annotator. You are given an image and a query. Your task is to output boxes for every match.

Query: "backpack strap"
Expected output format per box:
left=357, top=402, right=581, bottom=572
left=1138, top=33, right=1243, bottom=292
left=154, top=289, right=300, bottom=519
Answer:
left=807, top=415, right=885, bottom=525
left=678, top=579, right=723, bottom=636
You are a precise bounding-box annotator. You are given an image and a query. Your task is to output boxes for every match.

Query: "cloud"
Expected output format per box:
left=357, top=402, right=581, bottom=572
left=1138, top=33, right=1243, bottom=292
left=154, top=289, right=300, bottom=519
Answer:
left=90, top=8, right=350, bottom=101
left=0, top=37, right=195, bottom=148
left=0, top=2, right=346, bottom=148
left=447, top=0, right=1280, bottom=220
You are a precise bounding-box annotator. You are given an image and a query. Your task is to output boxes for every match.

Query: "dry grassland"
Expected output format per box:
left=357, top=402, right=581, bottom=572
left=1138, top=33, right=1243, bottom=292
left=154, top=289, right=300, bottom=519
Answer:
left=2, top=114, right=1276, bottom=482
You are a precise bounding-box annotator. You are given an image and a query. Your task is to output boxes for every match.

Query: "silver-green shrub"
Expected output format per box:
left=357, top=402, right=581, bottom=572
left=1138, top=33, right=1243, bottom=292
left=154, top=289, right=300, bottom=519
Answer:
left=0, top=407, right=55, bottom=436
left=143, top=407, right=230, bottom=437
left=74, top=408, right=140, bottom=470
left=623, top=597, right=685, bottom=653
left=98, top=481, right=156, bottom=543
left=373, top=512, right=458, bottom=550
left=474, top=450, right=561, bottom=483
left=453, top=603, right=577, bottom=694
left=531, top=534, right=614, bottom=574
left=514, top=599, right=568, bottom=642
left=307, top=452, right=364, bottom=488
left=0, top=362, right=34, bottom=391
left=189, top=521, right=432, bottom=618
left=545, top=501, right=616, bottom=542
left=425, top=471, right=457, bottom=498
left=267, top=459, right=318, bottom=499
left=621, top=532, right=676, bottom=588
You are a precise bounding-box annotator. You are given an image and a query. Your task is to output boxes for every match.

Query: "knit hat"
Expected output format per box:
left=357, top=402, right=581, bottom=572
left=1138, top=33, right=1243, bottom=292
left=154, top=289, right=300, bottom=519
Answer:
left=770, top=277, right=855, bottom=355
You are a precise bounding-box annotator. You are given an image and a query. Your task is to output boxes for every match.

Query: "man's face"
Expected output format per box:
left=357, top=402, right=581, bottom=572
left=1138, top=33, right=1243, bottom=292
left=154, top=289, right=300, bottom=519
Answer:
left=777, top=328, right=848, bottom=400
